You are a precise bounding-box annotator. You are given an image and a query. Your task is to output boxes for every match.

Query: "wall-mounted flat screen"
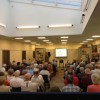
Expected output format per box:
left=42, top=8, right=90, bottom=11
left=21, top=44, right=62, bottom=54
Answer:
left=55, top=48, right=67, bottom=57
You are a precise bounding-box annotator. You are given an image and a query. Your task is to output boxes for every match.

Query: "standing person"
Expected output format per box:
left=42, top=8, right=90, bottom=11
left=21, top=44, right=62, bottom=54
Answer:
left=52, top=59, right=57, bottom=76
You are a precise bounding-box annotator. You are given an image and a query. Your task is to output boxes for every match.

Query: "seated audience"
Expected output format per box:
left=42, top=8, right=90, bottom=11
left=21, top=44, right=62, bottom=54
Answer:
left=0, top=76, right=11, bottom=92
left=87, top=69, right=100, bottom=92
left=81, top=68, right=92, bottom=92
left=21, top=73, right=39, bottom=92
left=49, top=86, right=61, bottom=92
left=62, top=74, right=80, bottom=92
left=10, top=70, right=24, bottom=92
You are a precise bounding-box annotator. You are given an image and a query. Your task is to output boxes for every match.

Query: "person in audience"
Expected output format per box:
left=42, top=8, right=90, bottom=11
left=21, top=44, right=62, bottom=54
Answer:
left=81, top=68, right=92, bottom=92
left=7, top=68, right=14, bottom=82
left=10, top=70, right=24, bottom=92
left=49, top=86, right=61, bottom=92
left=87, top=69, right=100, bottom=92
left=62, top=74, right=80, bottom=92
left=21, top=73, right=39, bottom=92
left=31, top=68, right=44, bottom=91
left=64, top=68, right=79, bottom=86
left=0, top=76, right=11, bottom=92
left=19, top=69, right=28, bottom=80
left=40, top=66, right=50, bottom=81
left=77, top=67, right=85, bottom=89
left=0, top=71, right=9, bottom=86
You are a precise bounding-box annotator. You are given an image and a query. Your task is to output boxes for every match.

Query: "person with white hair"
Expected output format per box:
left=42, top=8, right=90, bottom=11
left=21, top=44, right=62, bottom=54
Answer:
left=10, top=70, right=24, bottom=92
left=87, top=69, right=100, bottom=92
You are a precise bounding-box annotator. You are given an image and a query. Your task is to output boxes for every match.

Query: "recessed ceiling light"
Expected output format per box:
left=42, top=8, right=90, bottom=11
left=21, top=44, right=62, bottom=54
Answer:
left=92, top=35, right=100, bottom=38
left=43, top=40, right=49, bottom=42
left=37, top=37, right=46, bottom=39
left=36, top=44, right=40, bottom=45
left=15, top=38, right=24, bottom=39
left=60, top=36, right=69, bottom=38
left=31, top=42, right=36, bottom=44
left=61, top=40, right=68, bottom=41
left=61, top=42, right=67, bottom=44
left=82, top=41, right=88, bottom=42
left=24, top=40, right=31, bottom=42
left=86, top=39, right=93, bottom=41
left=46, top=42, right=52, bottom=43
left=80, top=43, right=84, bottom=44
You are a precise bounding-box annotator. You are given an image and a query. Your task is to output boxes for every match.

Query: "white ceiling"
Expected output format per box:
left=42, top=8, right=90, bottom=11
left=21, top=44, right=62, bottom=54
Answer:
left=1, top=0, right=100, bottom=45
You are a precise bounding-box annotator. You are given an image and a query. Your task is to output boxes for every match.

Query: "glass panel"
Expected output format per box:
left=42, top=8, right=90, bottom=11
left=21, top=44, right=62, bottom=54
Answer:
left=32, top=0, right=83, bottom=10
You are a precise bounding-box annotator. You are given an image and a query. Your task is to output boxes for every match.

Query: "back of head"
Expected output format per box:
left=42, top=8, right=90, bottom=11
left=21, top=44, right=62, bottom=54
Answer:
left=66, top=74, right=73, bottom=84
left=14, top=70, right=20, bottom=77
left=49, top=86, right=61, bottom=92
left=24, top=73, right=31, bottom=80
left=85, top=68, right=91, bottom=74
left=0, top=72, right=5, bottom=76
left=0, top=76, right=6, bottom=85
left=91, top=69, right=100, bottom=84
left=8, top=68, right=14, bottom=75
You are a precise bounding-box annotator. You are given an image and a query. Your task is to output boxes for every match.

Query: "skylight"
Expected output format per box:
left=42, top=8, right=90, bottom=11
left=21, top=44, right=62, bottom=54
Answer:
left=32, top=0, right=83, bottom=10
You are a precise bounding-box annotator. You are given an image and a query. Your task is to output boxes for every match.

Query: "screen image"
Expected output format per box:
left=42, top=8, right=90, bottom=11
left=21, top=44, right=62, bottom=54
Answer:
left=55, top=48, right=67, bottom=57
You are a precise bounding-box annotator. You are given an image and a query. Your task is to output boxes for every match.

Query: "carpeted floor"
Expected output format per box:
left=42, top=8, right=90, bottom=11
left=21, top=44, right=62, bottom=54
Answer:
left=49, top=70, right=64, bottom=91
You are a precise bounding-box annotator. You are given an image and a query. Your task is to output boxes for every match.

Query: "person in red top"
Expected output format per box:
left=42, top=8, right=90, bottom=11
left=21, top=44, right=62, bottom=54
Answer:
left=64, top=75, right=79, bottom=86
left=87, top=69, right=100, bottom=92
left=64, top=68, right=79, bottom=86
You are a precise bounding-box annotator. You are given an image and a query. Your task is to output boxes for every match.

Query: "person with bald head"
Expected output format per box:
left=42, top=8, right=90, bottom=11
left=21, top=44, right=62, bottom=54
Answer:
left=21, top=73, right=39, bottom=92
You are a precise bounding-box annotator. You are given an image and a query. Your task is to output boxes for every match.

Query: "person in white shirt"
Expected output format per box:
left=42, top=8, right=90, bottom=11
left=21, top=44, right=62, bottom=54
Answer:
left=21, top=73, right=39, bottom=92
left=31, top=68, right=44, bottom=91
left=40, top=66, right=50, bottom=81
left=10, top=70, right=24, bottom=91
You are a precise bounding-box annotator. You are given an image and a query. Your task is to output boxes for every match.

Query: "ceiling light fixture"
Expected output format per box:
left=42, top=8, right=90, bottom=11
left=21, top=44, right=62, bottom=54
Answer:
left=46, top=42, right=52, bottom=44
left=36, top=44, right=40, bottom=45
left=60, top=36, right=69, bottom=38
left=37, top=37, right=46, bottom=39
left=0, top=23, right=6, bottom=27
left=24, top=40, right=31, bottom=42
left=61, top=40, right=68, bottom=42
left=43, top=40, right=49, bottom=42
left=15, top=38, right=24, bottom=39
left=92, top=35, right=100, bottom=38
left=48, top=24, right=73, bottom=28
left=31, top=42, right=36, bottom=44
left=80, top=43, right=84, bottom=44
left=82, top=41, right=88, bottom=43
left=61, top=42, right=67, bottom=44
left=16, top=25, right=40, bottom=29
left=86, top=39, right=93, bottom=41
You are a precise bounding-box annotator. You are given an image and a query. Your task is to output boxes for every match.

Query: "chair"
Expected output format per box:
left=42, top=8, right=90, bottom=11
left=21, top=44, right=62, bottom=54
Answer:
left=11, top=87, right=21, bottom=92
left=41, top=75, right=50, bottom=90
